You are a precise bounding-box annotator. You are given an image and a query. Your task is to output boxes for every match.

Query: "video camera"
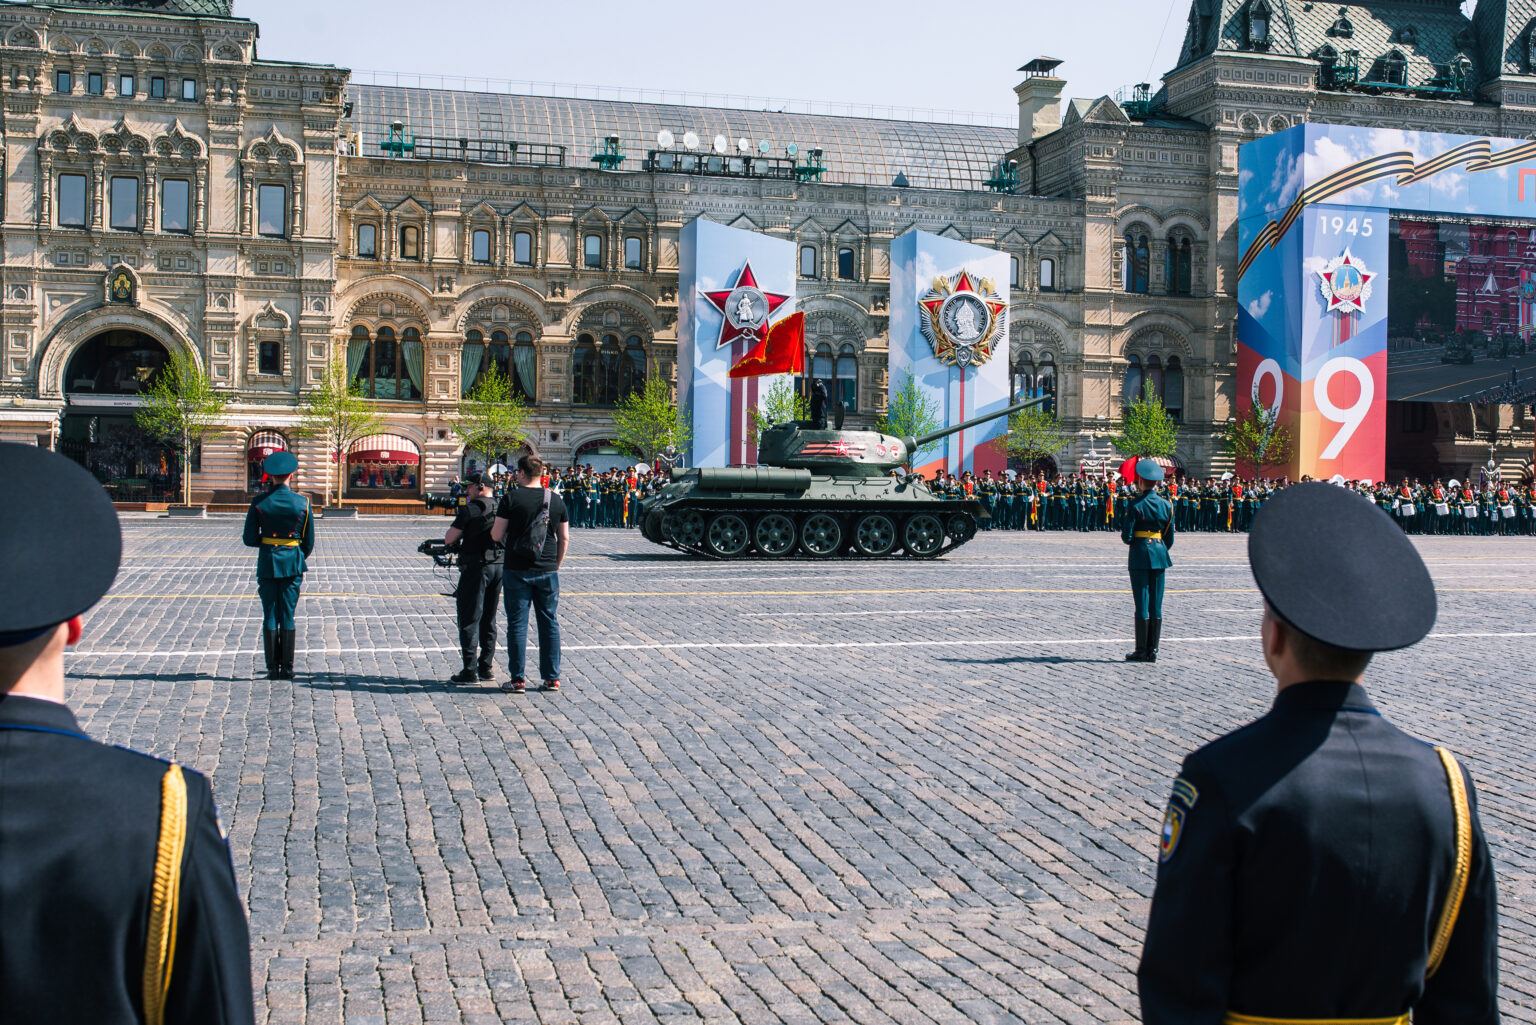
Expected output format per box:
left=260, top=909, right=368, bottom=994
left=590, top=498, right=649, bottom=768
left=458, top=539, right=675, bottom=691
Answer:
left=423, top=492, right=462, bottom=512
left=416, top=538, right=461, bottom=568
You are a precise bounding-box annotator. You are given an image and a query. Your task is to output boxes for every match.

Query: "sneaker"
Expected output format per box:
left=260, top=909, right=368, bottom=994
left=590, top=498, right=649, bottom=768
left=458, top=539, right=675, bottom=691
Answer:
left=502, top=677, right=526, bottom=694
left=541, top=679, right=561, bottom=692
left=449, top=668, right=478, bottom=684
left=476, top=666, right=494, bottom=681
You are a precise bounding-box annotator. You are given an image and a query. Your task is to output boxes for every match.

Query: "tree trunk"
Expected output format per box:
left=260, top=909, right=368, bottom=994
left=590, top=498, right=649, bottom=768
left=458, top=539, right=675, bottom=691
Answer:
left=182, top=430, right=192, bottom=507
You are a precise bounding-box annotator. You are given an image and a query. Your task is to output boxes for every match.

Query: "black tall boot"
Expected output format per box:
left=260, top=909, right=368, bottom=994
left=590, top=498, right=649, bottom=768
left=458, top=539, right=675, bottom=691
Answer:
left=262, top=629, right=279, bottom=680
left=278, top=629, right=296, bottom=680
left=1145, top=618, right=1163, bottom=663
left=1125, top=618, right=1149, bottom=662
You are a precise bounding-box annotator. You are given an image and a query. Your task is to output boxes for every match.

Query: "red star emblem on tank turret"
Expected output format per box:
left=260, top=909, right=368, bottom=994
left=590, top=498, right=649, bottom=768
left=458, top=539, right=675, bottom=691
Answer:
left=702, top=262, right=790, bottom=349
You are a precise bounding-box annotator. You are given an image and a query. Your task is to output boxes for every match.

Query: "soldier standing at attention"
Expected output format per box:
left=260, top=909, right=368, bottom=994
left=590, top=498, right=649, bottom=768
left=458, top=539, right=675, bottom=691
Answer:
left=0, top=443, right=254, bottom=1023
left=1123, top=458, right=1173, bottom=663
left=1139, top=482, right=1499, bottom=1024
left=242, top=451, right=315, bottom=680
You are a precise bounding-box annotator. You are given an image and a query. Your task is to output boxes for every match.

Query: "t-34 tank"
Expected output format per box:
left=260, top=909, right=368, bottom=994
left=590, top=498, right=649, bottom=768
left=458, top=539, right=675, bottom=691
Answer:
left=638, top=396, right=1046, bottom=559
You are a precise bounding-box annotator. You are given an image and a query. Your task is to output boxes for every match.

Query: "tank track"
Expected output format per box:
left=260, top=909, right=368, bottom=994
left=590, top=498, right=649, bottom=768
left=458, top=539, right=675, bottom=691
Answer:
left=641, top=500, right=983, bottom=560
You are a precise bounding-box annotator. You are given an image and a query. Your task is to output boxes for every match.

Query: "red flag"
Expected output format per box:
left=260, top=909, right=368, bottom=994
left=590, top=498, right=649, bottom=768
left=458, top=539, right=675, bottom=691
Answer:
left=729, top=313, right=805, bottom=378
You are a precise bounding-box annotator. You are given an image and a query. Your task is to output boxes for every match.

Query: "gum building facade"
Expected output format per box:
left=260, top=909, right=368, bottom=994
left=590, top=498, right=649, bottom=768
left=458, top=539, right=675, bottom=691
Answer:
left=1, top=0, right=1531, bottom=503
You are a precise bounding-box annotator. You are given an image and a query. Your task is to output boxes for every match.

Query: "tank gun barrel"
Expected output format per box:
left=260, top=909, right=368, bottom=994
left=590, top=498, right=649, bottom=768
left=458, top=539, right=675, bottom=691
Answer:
left=904, top=395, right=1049, bottom=455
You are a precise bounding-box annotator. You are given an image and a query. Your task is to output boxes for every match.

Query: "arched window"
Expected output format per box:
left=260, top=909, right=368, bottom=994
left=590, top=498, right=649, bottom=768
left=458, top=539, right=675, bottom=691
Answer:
left=1124, top=355, right=1144, bottom=406
left=357, top=223, right=377, bottom=258
left=482, top=330, right=511, bottom=391
left=512, top=331, right=537, bottom=401
left=1039, top=258, right=1056, bottom=291
left=462, top=329, right=484, bottom=397
left=400, top=224, right=421, bottom=260
left=835, top=344, right=858, bottom=411
left=472, top=228, right=491, bottom=263
left=1176, top=239, right=1192, bottom=295
left=1010, top=255, right=1020, bottom=288
left=1037, top=354, right=1058, bottom=414
left=837, top=247, right=856, bottom=280
left=1164, top=356, right=1184, bottom=421
left=513, top=230, right=533, bottom=265
left=1124, top=234, right=1150, bottom=293
left=353, top=325, right=422, bottom=401
left=1146, top=354, right=1165, bottom=399
left=800, top=245, right=818, bottom=278
left=597, top=334, right=623, bottom=405
left=1012, top=354, right=1035, bottom=402
left=624, top=236, right=643, bottom=270
left=624, top=335, right=647, bottom=397
left=812, top=343, right=833, bottom=381
left=584, top=233, right=603, bottom=268
left=572, top=334, right=596, bottom=404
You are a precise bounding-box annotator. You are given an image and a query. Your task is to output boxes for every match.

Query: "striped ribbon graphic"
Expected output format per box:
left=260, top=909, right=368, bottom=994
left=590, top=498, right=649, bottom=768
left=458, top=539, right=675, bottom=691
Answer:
left=1236, top=138, right=1536, bottom=280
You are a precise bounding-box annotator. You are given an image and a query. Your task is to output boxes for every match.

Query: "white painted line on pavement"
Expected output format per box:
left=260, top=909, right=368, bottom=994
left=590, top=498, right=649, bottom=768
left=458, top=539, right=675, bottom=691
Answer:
left=68, top=630, right=1536, bottom=660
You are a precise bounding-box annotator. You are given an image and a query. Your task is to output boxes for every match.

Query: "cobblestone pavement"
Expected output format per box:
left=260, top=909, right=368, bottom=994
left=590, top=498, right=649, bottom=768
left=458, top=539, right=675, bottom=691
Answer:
left=67, top=517, right=1536, bottom=1024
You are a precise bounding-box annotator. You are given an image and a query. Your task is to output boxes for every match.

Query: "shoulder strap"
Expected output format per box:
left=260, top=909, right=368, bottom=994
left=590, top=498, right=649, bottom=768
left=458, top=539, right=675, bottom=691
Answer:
left=1426, top=747, right=1472, bottom=979
left=143, top=764, right=188, bottom=1025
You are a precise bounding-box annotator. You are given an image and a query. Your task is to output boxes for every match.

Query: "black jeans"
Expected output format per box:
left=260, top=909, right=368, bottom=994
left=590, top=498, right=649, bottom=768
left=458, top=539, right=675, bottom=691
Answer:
left=457, top=562, right=504, bottom=669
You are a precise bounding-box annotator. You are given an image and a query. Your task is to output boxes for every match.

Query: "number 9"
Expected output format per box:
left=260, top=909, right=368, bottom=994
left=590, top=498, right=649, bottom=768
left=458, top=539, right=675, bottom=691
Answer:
left=1314, top=356, right=1374, bottom=461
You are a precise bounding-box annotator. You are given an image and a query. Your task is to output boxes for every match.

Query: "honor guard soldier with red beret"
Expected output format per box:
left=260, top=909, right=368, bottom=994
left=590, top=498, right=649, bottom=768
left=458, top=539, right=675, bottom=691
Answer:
left=242, top=450, right=314, bottom=679
left=1138, top=482, right=1500, bottom=1024
left=1123, top=457, right=1174, bottom=663
left=0, top=443, right=254, bottom=1023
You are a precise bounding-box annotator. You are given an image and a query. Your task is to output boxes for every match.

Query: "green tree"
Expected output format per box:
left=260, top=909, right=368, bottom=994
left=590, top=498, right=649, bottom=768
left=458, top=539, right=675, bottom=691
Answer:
left=296, top=351, right=386, bottom=507
left=611, top=370, right=691, bottom=463
left=746, top=377, right=809, bottom=445
left=133, top=350, right=227, bottom=507
left=451, top=363, right=531, bottom=471
left=876, top=368, right=943, bottom=470
left=1224, top=400, right=1295, bottom=477
left=1112, top=379, right=1180, bottom=459
left=1005, top=405, right=1070, bottom=471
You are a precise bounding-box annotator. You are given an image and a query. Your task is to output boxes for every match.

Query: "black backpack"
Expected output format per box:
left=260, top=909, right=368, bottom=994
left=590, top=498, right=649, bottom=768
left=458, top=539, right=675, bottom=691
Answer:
left=509, top=489, right=552, bottom=561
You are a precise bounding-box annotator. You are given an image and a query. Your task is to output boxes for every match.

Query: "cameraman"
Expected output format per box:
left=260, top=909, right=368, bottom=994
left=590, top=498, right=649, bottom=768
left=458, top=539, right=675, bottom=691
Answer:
left=442, top=472, right=503, bottom=683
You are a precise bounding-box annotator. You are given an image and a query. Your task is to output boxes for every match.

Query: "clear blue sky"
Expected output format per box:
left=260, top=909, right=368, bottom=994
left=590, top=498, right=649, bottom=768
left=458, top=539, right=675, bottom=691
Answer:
left=241, top=0, right=1193, bottom=120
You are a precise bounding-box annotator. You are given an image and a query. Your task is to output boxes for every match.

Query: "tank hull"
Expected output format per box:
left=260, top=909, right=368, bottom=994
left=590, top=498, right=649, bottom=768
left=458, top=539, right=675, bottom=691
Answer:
left=635, top=472, right=984, bottom=559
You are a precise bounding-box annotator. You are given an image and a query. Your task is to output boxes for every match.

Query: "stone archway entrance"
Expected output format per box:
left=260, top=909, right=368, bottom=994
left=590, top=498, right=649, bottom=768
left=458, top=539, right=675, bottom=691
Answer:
left=57, top=330, right=180, bottom=501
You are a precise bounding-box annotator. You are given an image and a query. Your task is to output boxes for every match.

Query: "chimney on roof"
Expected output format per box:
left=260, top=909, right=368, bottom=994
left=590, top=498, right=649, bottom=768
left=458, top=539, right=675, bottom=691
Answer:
left=1015, top=57, right=1065, bottom=147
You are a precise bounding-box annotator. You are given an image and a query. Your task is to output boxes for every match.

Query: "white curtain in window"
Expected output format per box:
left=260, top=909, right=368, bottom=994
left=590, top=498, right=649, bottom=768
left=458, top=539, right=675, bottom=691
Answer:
left=402, top=341, right=425, bottom=395
left=513, top=344, right=538, bottom=398
left=346, top=338, right=369, bottom=381
left=461, top=343, right=484, bottom=395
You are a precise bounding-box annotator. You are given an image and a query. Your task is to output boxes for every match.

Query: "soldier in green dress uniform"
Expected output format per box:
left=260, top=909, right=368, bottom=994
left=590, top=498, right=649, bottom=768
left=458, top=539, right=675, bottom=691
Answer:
left=1123, top=458, right=1174, bottom=662
left=241, top=451, right=315, bottom=680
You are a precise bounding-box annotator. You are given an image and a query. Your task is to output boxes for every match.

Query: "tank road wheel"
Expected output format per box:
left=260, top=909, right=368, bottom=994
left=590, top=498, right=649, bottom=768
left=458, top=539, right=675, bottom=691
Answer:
left=799, top=513, right=844, bottom=557
left=752, top=512, right=796, bottom=557
left=902, top=513, right=945, bottom=558
left=642, top=509, right=666, bottom=545
left=705, top=513, right=751, bottom=558
left=852, top=513, right=897, bottom=557
left=662, top=508, right=705, bottom=548
left=946, top=513, right=977, bottom=545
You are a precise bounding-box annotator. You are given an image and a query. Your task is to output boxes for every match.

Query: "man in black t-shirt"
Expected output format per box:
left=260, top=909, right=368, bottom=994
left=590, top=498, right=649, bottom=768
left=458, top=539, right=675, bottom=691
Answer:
left=443, top=472, right=503, bottom=683
left=490, top=454, right=570, bottom=694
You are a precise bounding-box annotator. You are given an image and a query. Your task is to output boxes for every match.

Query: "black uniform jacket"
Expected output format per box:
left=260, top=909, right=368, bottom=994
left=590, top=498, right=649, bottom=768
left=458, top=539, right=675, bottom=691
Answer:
left=1139, top=681, right=1499, bottom=1025
left=0, top=694, right=254, bottom=1024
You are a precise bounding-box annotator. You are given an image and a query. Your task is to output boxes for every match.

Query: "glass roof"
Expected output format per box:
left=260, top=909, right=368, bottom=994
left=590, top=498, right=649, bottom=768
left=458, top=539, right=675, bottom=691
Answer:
left=347, top=84, right=1017, bottom=192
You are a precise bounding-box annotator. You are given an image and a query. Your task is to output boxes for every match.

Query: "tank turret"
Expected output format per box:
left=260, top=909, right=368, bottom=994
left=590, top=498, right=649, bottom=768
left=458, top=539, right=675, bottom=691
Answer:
left=636, top=396, right=1049, bottom=559
left=756, top=396, right=1046, bottom=476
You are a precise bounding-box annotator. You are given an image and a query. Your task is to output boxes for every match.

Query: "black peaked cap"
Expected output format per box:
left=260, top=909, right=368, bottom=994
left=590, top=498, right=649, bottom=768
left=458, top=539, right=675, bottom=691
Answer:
left=0, top=443, right=122, bottom=634
left=1248, top=482, right=1435, bottom=652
